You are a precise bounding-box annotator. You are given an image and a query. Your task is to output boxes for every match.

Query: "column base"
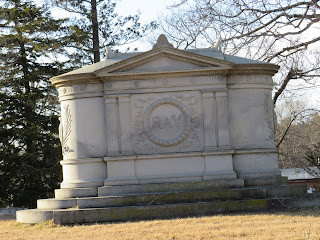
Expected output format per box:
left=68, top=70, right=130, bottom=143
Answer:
left=60, top=158, right=107, bottom=188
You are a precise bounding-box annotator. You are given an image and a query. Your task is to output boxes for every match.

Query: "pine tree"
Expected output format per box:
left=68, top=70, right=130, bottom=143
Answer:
left=53, top=0, right=156, bottom=64
left=0, top=0, right=68, bottom=208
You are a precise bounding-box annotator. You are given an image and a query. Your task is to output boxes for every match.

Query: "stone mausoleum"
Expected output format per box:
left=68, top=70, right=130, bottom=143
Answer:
left=17, top=35, right=306, bottom=224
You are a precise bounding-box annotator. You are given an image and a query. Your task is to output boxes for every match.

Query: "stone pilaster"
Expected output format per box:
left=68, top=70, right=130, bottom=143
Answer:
left=105, top=96, right=120, bottom=155
left=216, top=90, right=231, bottom=148
left=118, top=94, right=133, bottom=155
left=201, top=91, right=218, bottom=150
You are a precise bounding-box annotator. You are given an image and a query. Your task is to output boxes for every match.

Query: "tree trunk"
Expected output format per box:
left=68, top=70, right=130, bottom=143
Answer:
left=91, top=0, right=100, bottom=63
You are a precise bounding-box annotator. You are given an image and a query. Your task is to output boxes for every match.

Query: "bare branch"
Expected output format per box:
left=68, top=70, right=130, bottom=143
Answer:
left=276, top=108, right=319, bottom=148
left=273, top=69, right=296, bottom=105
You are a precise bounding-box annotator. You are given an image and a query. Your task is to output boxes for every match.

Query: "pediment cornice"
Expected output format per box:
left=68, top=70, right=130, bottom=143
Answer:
left=50, top=46, right=279, bottom=88
left=94, top=46, right=234, bottom=76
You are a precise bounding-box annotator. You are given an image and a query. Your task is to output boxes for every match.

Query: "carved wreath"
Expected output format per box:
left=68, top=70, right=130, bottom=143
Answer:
left=143, top=98, right=192, bottom=147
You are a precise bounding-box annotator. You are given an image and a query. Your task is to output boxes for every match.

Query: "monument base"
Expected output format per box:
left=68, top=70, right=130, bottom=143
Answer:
left=60, top=158, right=107, bottom=188
left=104, top=151, right=237, bottom=186
left=16, top=177, right=307, bottom=224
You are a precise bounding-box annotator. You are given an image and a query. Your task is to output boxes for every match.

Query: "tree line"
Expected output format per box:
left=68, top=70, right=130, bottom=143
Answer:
left=0, top=0, right=155, bottom=208
left=0, top=0, right=319, bottom=208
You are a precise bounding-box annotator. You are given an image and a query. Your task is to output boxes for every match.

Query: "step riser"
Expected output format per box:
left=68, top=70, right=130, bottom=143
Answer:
left=55, top=188, right=98, bottom=199
left=265, top=185, right=307, bottom=197
left=37, top=184, right=308, bottom=210
left=99, top=179, right=244, bottom=196
left=17, top=179, right=309, bottom=224
left=16, top=210, right=53, bottom=224
left=21, top=198, right=288, bottom=224
left=37, top=199, right=77, bottom=210
left=78, top=188, right=266, bottom=209
left=53, top=198, right=291, bottom=224
left=244, top=176, right=287, bottom=187
left=38, top=188, right=266, bottom=210
left=289, top=193, right=320, bottom=208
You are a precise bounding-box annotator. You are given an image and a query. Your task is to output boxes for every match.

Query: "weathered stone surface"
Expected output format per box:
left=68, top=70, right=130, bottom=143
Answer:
left=265, top=185, right=307, bottom=197
left=20, top=191, right=320, bottom=225
left=16, top=209, right=53, bottom=224
left=37, top=187, right=266, bottom=210
left=55, top=187, right=98, bottom=199
left=244, top=175, right=285, bottom=187
left=37, top=198, right=77, bottom=210
left=49, top=37, right=280, bottom=187
left=17, top=35, right=292, bottom=224
left=289, top=193, right=320, bottom=209
left=99, top=179, right=244, bottom=196
left=16, top=179, right=309, bottom=224
left=51, top=198, right=291, bottom=224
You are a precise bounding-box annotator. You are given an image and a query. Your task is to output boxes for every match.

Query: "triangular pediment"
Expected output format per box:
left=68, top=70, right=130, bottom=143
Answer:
left=125, top=55, right=213, bottom=72
left=94, top=46, right=234, bottom=77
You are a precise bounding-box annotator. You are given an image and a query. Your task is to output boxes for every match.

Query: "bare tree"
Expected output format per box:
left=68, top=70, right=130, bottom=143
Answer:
left=275, top=101, right=320, bottom=168
left=156, top=0, right=320, bottom=163
left=159, top=0, right=320, bottom=105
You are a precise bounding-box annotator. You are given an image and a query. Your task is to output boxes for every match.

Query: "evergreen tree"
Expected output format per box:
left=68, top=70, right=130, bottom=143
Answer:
left=53, top=0, right=156, bottom=64
left=0, top=0, right=67, bottom=208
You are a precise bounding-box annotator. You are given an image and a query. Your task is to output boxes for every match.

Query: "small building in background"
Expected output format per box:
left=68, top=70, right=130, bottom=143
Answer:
left=281, top=167, right=320, bottom=193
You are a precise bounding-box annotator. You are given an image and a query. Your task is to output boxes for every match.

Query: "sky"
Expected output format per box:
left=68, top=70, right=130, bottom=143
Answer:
left=115, top=0, right=174, bottom=22
left=50, top=0, right=176, bottom=51
left=115, top=0, right=319, bottom=108
left=115, top=0, right=177, bottom=51
left=49, top=0, right=319, bottom=107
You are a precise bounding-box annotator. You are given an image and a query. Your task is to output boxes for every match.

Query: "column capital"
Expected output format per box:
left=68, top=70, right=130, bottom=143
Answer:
left=104, top=97, right=117, bottom=104
left=215, top=91, right=228, bottom=97
left=117, top=94, right=131, bottom=103
left=201, top=92, right=214, bottom=98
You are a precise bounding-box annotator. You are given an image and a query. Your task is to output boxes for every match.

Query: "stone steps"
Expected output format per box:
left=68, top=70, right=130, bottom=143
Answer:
left=98, top=178, right=244, bottom=196
left=52, top=179, right=245, bottom=200
left=16, top=179, right=308, bottom=224
left=264, top=185, right=306, bottom=197
left=55, top=187, right=98, bottom=199
left=38, top=184, right=307, bottom=211
left=38, top=187, right=266, bottom=210
left=244, top=176, right=288, bottom=187
left=17, top=197, right=292, bottom=224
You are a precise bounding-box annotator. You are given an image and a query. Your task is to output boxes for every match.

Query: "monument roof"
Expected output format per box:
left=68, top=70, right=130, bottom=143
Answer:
left=51, top=35, right=279, bottom=87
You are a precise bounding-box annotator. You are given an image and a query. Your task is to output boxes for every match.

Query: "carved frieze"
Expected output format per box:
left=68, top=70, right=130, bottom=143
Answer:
left=103, top=75, right=227, bottom=92
left=58, top=83, right=104, bottom=97
left=227, top=75, right=273, bottom=85
left=131, top=92, right=203, bottom=154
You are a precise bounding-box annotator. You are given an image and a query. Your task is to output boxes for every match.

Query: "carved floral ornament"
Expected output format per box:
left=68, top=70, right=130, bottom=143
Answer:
left=59, top=104, right=74, bottom=155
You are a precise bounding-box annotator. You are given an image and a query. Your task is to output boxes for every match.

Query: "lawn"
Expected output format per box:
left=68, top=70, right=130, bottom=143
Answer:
left=1, top=210, right=320, bottom=240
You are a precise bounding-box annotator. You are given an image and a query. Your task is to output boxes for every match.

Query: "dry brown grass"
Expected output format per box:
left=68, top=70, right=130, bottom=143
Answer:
left=1, top=210, right=320, bottom=240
